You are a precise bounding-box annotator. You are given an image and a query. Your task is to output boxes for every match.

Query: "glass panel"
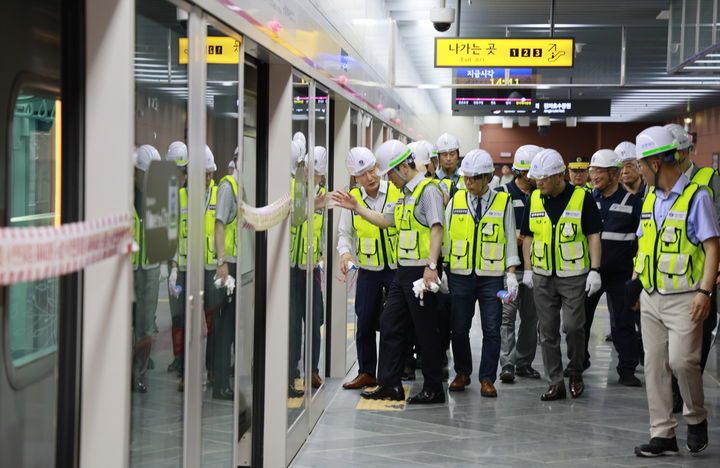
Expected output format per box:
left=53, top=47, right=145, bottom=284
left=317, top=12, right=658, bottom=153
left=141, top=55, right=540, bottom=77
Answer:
left=670, top=0, right=685, bottom=69
left=8, top=91, right=61, bottom=367
left=130, top=1, right=187, bottom=465
left=684, top=0, right=699, bottom=57
left=698, top=0, right=715, bottom=51
left=199, top=24, right=243, bottom=466
left=310, top=85, right=329, bottom=398
left=346, top=112, right=359, bottom=372
left=288, top=74, right=309, bottom=426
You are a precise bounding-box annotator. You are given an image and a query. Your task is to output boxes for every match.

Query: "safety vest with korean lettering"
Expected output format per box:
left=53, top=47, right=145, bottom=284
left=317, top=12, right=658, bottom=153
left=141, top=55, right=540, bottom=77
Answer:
left=528, top=187, right=589, bottom=277
left=634, top=183, right=705, bottom=294
left=394, top=178, right=434, bottom=266
left=447, top=190, right=510, bottom=276
left=218, top=175, right=238, bottom=258
left=291, top=185, right=326, bottom=269
left=350, top=184, right=401, bottom=270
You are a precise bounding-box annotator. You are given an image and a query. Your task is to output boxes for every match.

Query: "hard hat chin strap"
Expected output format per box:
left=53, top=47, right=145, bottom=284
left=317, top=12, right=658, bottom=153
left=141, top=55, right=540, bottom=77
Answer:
left=392, top=167, right=407, bottom=184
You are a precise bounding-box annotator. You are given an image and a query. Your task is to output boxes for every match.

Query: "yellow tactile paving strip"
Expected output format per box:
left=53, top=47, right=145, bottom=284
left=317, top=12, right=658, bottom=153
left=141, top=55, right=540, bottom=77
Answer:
left=287, top=378, right=306, bottom=408
left=355, top=384, right=411, bottom=411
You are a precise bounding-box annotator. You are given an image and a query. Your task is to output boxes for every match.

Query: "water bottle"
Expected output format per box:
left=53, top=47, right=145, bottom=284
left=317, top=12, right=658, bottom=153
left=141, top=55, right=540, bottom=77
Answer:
left=496, top=289, right=516, bottom=304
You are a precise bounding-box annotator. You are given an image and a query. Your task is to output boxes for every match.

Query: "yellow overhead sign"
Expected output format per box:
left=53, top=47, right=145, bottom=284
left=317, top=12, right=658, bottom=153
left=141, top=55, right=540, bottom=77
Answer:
left=178, top=36, right=242, bottom=64
left=435, top=38, right=574, bottom=68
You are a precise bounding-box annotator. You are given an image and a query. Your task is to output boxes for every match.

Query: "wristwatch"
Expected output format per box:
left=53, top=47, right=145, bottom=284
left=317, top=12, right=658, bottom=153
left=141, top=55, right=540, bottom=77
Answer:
left=217, top=257, right=225, bottom=267
left=697, top=288, right=712, bottom=297
left=426, top=262, right=437, bottom=271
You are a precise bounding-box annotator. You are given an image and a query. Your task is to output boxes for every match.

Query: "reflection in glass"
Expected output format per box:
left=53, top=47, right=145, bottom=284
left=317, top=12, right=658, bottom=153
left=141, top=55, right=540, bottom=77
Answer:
left=8, top=93, right=61, bottom=367
left=130, top=1, right=186, bottom=465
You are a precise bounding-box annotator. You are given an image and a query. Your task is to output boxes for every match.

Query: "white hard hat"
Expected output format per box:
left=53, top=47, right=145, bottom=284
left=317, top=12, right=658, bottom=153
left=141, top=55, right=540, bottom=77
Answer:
left=135, top=144, right=161, bottom=172
left=409, top=140, right=434, bottom=166
left=460, top=149, right=494, bottom=176
left=528, top=148, right=566, bottom=179
left=375, top=139, right=412, bottom=176
left=310, top=146, right=328, bottom=175
left=166, top=141, right=188, bottom=167
left=290, top=140, right=303, bottom=175
left=346, top=147, right=376, bottom=176
left=635, top=126, right=678, bottom=160
left=513, top=144, right=543, bottom=171
left=614, top=141, right=637, bottom=163
left=590, top=149, right=621, bottom=168
left=436, top=132, right=460, bottom=153
left=205, top=145, right=217, bottom=172
left=663, top=123, right=691, bottom=150
left=293, top=132, right=307, bottom=155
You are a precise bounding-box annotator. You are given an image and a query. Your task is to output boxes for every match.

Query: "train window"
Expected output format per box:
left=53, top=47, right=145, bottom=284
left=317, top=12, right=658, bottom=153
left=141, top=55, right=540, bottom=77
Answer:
left=7, top=89, right=61, bottom=369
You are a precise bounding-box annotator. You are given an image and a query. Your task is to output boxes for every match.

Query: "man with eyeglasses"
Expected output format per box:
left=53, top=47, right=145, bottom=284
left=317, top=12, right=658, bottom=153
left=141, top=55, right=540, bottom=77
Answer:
left=582, top=149, right=643, bottom=386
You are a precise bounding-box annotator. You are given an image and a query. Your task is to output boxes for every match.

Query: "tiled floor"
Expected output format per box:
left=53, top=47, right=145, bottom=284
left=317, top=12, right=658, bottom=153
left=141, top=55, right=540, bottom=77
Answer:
left=292, top=306, right=720, bottom=467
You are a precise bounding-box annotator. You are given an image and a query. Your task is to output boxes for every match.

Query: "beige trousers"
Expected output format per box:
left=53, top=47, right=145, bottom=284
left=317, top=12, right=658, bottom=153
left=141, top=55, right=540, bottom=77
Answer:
left=640, top=290, right=707, bottom=438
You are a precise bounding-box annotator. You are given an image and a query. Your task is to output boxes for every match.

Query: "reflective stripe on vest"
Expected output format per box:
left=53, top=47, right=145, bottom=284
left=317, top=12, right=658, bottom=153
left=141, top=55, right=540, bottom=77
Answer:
left=600, top=192, right=637, bottom=242
left=691, top=166, right=717, bottom=198
left=447, top=189, right=509, bottom=276
left=528, top=186, right=590, bottom=277
left=177, top=187, right=188, bottom=268
left=350, top=184, right=401, bottom=270
left=219, top=175, right=239, bottom=258
left=635, top=183, right=705, bottom=294
left=394, top=178, right=434, bottom=266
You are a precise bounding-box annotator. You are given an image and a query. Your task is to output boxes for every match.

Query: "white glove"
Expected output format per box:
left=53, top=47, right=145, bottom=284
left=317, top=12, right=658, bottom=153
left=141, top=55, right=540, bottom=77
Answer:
left=522, top=270, right=534, bottom=289
left=316, top=260, right=324, bottom=271
left=439, top=274, right=450, bottom=294
left=505, top=272, right=519, bottom=296
left=214, top=274, right=236, bottom=296
left=168, top=267, right=179, bottom=297
left=586, top=270, right=602, bottom=296
left=412, top=278, right=441, bottom=303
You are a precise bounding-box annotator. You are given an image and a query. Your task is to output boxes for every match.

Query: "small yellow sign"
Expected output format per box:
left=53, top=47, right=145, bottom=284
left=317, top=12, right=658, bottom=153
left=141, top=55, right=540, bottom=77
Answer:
left=178, top=36, right=242, bottom=64
left=435, top=38, right=574, bottom=68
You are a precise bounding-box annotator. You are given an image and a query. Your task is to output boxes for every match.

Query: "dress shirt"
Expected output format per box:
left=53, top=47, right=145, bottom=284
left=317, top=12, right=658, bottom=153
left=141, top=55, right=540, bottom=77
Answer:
left=685, top=162, right=720, bottom=219
left=636, top=173, right=720, bottom=243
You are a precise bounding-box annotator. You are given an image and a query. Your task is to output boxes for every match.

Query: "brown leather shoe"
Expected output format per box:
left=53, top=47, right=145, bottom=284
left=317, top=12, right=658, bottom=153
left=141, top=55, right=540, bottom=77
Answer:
left=449, top=373, right=471, bottom=392
left=569, top=375, right=584, bottom=398
left=480, top=379, right=497, bottom=398
left=541, top=384, right=567, bottom=401
left=342, top=373, right=377, bottom=389
left=311, top=372, right=323, bottom=389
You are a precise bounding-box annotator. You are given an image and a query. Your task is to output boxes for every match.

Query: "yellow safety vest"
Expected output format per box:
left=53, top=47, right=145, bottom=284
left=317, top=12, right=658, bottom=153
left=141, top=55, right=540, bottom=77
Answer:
left=394, top=178, right=434, bottom=266
left=350, top=184, right=401, bottom=270
left=218, top=175, right=238, bottom=259
left=528, top=187, right=590, bottom=277
left=204, top=184, right=218, bottom=266
left=634, top=183, right=705, bottom=294
left=691, top=166, right=717, bottom=197
left=291, top=185, right=326, bottom=268
left=439, top=178, right=453, bottom=196
left=132, top=207, right=158, bottom=269
left=177, top=187, right=188, bottom=268
left=447, top=189, right=510, bottom=276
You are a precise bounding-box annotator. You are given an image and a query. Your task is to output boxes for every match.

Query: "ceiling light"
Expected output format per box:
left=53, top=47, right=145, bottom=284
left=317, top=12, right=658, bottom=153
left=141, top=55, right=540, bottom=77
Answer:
left=684, top=117, right=693, bottom=124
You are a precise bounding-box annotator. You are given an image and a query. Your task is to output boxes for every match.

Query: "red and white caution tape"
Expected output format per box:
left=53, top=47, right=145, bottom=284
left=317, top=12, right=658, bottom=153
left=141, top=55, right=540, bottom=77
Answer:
left=239, top=192, right=291, bottom=231
left=0, top=214, right=133, bottom=285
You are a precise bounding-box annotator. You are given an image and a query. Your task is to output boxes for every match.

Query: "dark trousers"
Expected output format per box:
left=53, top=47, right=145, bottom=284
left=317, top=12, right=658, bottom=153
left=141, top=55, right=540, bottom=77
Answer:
left=213, top=263, right=237, bottom=391
left=355, top=266, right=395, bottom=376
left=378, top=266, right=443, bottom=392
left=289, top=266, right=324, bottom=381
left=583, top=271, right=640, bottom=376
left=448, top=273, right=504, bottom=382
left=173, top=271, right=218, bottom=377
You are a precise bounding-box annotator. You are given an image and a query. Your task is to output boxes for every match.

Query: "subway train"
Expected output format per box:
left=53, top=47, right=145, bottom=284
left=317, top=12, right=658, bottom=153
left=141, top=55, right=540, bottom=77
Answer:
left=1, top=1, right=719, bottom=467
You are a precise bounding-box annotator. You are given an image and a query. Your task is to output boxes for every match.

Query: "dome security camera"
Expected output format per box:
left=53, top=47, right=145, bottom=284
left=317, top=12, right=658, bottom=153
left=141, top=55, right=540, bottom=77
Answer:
left=430, top=8, right=456, bottom=32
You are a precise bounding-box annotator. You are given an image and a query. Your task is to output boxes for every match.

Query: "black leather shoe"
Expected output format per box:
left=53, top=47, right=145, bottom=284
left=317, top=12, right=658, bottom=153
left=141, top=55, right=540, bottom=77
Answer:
left=635, top=437, right=679, bottom=457
left=288, top=385, right=305, bottom=398
left=618, top=374, right=642, bottom=387
left=687, top=419, right=708, bottom=454
left=499, top=365, right=515, bottom=383
left=540, top=384, right=566, bottom=401
left=167, top=356, right=181, bottom=374
left=515, top=365, right=541, bottom=379
left=406, top=390, right=445, bottom=404
left=213, top=387, right=234, bottom=401
left=132, top=379, right=147, bottom=393
left=672, top=389, right=683, bottom=413
left=569, top=376, right=584, bottom=398
left=401, top=367, right=416, bottom=381
left=360, top=385, right=404, bottom=401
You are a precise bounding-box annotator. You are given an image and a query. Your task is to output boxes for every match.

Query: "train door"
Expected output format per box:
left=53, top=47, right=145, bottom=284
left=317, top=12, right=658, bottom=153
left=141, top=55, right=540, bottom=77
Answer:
left=0, top=0, right=83, bottom=466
